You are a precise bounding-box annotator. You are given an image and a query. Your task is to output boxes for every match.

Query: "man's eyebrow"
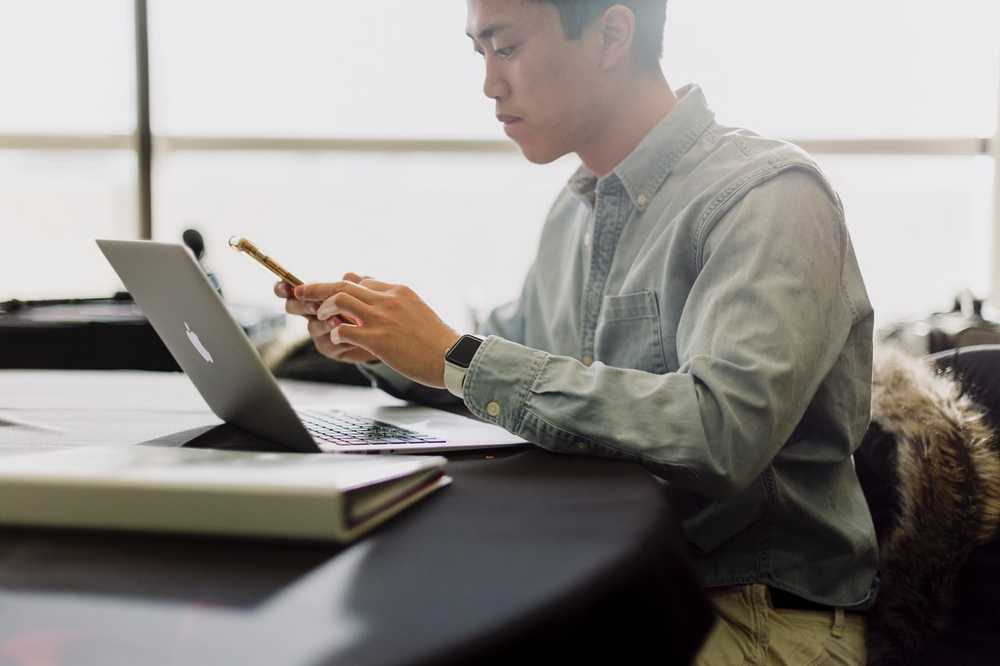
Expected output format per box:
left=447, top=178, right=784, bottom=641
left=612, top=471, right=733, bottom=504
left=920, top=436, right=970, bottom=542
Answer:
left=465, top=23, right=513, bottom=42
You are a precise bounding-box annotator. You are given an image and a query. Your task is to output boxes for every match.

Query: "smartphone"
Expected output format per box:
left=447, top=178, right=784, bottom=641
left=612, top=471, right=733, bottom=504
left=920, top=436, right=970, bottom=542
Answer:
left=230, top=237, right=357, bottom=325
left=228, top=236, right=303, bottom=287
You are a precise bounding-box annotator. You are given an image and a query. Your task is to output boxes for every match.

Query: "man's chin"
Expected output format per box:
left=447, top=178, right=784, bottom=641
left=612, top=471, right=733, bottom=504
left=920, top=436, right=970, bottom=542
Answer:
left=516, top=140, right=567, bottom=165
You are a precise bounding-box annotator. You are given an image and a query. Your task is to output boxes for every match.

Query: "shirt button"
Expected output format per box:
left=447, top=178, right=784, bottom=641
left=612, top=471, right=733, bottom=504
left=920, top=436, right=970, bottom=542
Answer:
left=582, top=355, right=593, bottom=366
left=486, top=401, right=501, bottom=418
left=636, top=193, right=649, bottom=208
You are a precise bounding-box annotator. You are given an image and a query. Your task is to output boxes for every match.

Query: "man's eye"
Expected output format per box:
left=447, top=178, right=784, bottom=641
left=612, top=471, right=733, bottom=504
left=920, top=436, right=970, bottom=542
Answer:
left=495, top=46, right=516, bottom=59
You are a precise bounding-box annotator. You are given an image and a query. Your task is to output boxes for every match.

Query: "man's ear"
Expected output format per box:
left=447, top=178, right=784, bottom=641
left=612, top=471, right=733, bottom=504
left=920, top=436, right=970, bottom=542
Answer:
left=598, top=5, right=636, bottom=71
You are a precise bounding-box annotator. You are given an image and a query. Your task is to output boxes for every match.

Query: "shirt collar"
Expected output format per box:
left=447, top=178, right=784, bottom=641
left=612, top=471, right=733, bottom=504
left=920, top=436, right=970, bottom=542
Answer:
left=569, top=83, right=715, bottom=211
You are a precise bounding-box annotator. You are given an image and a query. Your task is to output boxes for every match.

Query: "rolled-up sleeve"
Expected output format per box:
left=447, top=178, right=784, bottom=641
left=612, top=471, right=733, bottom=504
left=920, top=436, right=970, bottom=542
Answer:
left=462, top=170, right=858, bottom=500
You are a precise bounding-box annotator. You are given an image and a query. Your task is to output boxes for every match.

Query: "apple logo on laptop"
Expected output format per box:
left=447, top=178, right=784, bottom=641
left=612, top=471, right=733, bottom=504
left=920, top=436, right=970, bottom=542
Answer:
left=185, top=322, right=214, bottom=363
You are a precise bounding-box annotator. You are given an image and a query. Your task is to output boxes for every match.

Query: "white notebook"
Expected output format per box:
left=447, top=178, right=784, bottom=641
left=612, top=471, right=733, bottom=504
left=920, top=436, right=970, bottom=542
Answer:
left=0, top=445, right=450, bottom=542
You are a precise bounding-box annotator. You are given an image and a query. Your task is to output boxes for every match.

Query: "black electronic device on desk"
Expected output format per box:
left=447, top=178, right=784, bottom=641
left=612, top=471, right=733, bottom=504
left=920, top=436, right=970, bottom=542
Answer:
left=0, top=230, right=286, bottom=371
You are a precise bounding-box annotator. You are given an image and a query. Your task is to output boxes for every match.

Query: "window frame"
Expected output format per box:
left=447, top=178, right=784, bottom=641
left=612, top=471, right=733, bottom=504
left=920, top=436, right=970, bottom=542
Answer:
left=1, top=0, right=997, bottom=305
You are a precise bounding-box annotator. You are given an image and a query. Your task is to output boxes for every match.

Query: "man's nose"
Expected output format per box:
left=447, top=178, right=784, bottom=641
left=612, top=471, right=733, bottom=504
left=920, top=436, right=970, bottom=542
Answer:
left=482, top=57, right=508, bottom=100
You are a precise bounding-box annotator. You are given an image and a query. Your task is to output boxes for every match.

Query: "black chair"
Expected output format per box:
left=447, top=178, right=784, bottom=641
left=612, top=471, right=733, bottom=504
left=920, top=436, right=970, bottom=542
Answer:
left=856, top=345, right=1000, bottom=665
left=921, top=346, right=1000, bottom=664
left=929, top=345, right=1000, bottom=431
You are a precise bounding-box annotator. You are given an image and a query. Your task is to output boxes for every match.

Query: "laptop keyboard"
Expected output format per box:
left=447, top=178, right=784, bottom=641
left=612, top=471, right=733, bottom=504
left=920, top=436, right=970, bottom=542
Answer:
left=298, top=409, right=446, bottom=447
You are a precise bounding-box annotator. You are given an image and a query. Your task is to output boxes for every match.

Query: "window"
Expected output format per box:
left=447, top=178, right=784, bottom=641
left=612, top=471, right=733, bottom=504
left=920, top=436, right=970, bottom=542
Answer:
left=0, top=0, right=136, bottom=300
left=152, top=150, right=575, bottom=328
left=0, top=151, right=136, bottom=300
left=0, top=1, right=134, bottom=134
left=663, top=0, right=999, bottom=139
left=149, top=1, right=494, bottom=139
left=3, top=0, right=998, bottom=329
left=662, top=0, right=1000, bottom=322
left=820, top=154, right=994, bottom=323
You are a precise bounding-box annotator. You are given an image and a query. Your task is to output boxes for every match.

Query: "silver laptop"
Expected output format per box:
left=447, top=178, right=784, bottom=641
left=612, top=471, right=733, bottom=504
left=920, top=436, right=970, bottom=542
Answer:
left=97, top=239, right=527, bottom=454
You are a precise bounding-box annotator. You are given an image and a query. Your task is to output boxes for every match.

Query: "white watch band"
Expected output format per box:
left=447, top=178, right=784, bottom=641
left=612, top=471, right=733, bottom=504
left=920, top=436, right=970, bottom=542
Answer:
left=443, top=360, right=467, bottom=398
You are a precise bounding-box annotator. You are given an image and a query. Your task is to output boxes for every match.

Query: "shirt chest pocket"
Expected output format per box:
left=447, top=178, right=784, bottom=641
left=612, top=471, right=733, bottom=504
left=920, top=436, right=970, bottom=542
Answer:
left=594, top=290, right=674, bottom=374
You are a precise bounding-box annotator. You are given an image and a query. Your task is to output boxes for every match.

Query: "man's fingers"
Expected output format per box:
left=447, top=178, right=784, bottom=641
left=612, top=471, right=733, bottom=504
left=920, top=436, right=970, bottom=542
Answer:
left=285, top=298, right=317, bottom=317
left=293, top=282, right=338, bottom=302
left=314, top=331, right=376, bottom=362
left=307, top=317, right=334, bottom=340
left=359, top=278, right=393, bottom=292
left=316, top=292, right=373, bottom=324
left=342, top=272, right=373, bottom=284
left=310, top=316, right=367, bottom=341
left=315, top=335, right=355, bottom=359
left=274, top=281, right=296, bottom=298
left=295, top=281, right=380, bottom=304
left=329, top=323, right=375, bottom=349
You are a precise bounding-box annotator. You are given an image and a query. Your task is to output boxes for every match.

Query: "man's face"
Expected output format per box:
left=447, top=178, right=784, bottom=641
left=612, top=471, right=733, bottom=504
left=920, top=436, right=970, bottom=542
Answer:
left=466, top=0, right=607, bottom=164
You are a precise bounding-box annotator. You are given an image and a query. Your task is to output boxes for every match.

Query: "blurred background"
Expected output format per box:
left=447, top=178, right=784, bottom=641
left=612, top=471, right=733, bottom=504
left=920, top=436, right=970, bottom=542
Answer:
left=1, top=0, right=998, bottom=340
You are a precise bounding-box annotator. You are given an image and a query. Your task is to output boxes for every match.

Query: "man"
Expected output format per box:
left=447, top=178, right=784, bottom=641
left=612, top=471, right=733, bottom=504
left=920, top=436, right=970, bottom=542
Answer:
left=276, top=1, right=877, bottom=662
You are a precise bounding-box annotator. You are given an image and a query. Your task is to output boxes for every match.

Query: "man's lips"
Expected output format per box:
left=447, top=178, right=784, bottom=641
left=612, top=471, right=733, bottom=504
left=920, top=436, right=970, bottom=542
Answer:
left=497, top=114, right=522, bottom=125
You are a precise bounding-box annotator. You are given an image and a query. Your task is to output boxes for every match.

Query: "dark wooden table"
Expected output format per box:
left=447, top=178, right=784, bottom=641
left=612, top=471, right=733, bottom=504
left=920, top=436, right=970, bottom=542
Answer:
left=0, top=370, right=713, bottom=665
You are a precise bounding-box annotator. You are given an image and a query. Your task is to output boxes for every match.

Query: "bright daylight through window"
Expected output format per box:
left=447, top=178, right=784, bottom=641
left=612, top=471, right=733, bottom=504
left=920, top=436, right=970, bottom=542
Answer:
left=1, top=0, right=998, bottom=329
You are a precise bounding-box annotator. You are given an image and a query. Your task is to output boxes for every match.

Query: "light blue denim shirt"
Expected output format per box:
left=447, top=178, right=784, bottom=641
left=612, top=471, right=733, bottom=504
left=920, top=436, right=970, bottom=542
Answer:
left=362, top=84, right=879, bottom=609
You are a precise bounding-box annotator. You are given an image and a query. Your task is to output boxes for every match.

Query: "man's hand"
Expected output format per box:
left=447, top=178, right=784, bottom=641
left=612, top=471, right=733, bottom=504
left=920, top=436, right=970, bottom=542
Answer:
left=274, top=273, right=379, bottom=365
left=293, top=278, right=461, bottom=388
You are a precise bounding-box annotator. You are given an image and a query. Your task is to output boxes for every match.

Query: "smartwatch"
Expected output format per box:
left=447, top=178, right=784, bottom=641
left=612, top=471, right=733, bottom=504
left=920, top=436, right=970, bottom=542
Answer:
left=444, top=334, right=484, bottom=398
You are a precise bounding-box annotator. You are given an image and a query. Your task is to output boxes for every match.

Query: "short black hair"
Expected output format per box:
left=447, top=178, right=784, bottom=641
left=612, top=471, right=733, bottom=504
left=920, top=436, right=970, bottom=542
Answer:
left=532, top=0, right=667, bottom=70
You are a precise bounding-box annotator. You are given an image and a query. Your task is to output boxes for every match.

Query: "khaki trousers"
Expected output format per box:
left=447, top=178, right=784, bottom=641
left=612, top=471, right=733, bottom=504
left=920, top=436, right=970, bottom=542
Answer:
left=694, top=584, right=866, bottom=665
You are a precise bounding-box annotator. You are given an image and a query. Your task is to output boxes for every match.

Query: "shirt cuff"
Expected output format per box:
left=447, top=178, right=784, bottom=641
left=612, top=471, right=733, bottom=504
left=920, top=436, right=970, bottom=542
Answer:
left=462, top=335, right=549, bottom=432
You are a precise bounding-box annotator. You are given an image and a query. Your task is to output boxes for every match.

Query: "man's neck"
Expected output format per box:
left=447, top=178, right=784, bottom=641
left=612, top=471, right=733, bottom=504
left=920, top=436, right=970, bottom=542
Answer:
left=577, top=73, right=677, bottom=178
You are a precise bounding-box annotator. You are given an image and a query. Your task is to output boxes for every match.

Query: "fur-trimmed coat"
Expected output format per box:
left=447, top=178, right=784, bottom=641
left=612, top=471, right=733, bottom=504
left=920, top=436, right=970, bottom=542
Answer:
left=857, top=347, right=1000, bottom=664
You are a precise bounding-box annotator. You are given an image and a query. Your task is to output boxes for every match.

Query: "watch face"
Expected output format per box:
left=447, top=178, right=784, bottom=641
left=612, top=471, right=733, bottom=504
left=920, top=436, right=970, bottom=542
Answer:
left=447, top=335, right=482, bottom=368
